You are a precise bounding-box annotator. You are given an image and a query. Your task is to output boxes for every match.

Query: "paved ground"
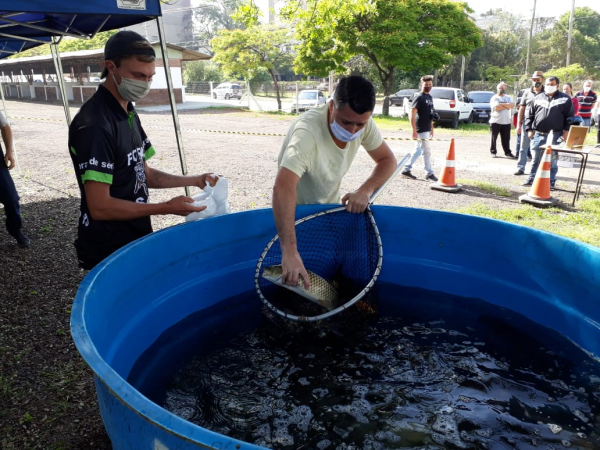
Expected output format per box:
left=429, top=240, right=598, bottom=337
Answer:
left=1, top=98, right=599, bottom=449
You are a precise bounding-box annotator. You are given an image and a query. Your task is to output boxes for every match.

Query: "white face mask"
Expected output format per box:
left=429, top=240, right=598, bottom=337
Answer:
left=584, top=85, right=591, bottom=93
left=112, top=66, right=152, bottom=102
left=545, top=85, right=557, bottom=95
left=330, top=114, right=365, bottom=142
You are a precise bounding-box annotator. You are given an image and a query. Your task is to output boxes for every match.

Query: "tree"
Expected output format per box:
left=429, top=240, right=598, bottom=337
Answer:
left=183, top=60, right=224, bottom=83
left=211, top=24, right=295, bottom=111
left=283, top=0, right=482, bottom=115
left=192, top=0, right=247, bottom=43
left=545, top=64, right=586, bottom=85
left=545, top=7, right=600, bottom=77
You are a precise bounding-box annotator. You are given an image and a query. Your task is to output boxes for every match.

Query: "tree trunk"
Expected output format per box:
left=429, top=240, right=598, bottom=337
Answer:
left=269, top=69, right=282, bottom=111
left=380, top=68, right=394, bottom=116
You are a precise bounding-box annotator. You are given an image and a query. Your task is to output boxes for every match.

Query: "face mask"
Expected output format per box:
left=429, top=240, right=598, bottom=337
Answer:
left=545, top=85, right=557, bottom=94
left=534, top=81, right=542, bottom=88
left=330, top=118, right=365, bottom=143
left=498, top=89, right=505, bottom=95
left=423, top=86, right=432, bottom=93
left=112, top=66, right=152, bottom=102
left=584, top=86, right=591, bottom=92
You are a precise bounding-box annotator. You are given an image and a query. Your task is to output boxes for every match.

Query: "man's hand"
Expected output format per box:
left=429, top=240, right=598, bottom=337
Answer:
left=562, top=131, right=569, bottom=140
left=281, top=248, right=311, bottom=289
left=4, top=150, right=15, bottom=170
left=341, top=189, right=370, bottom=213
left=528, top=131, right=534, bottom=139
left=194, top=173, right=219, bottom=189
left=412, top=130, right=418, bottom=140
left=516, top=125, right=521, bottom=135
left=165, top=195, right=207, bottom=216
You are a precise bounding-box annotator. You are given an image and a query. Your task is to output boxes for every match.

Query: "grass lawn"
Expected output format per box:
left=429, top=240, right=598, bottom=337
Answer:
left=452, top=194, right=600, bottom=247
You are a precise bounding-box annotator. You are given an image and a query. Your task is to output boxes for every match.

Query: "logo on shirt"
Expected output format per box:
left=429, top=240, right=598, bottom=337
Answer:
left=134, top=162, right=148, bottom=197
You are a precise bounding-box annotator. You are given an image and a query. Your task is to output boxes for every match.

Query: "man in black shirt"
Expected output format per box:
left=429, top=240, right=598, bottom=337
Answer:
left=69, top=31, right=217, bottom=269
left=523, top=75, right=574, bottom=188
left=402, top=75, right=437, bottom=181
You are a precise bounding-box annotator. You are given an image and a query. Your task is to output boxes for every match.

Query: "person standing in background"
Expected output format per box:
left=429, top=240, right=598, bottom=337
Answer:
left=489, top=82, right=516, bottom=158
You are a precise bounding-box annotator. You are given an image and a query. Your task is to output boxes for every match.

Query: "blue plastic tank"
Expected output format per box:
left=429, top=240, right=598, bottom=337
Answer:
left=71, top=205, right=600, bottom=449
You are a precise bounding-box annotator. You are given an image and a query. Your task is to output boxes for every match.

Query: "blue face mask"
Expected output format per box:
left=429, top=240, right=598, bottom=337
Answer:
left=330, top=117, right=365, bottom=142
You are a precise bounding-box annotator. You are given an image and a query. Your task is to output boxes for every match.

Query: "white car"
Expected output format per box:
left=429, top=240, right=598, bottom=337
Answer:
left=591, top=103, right=599, bottom=128
left=212, top=82, right=242, bottom=100
left=430, top=87, right=474, bottom=128
left=292, top=89, right=327, bottom=113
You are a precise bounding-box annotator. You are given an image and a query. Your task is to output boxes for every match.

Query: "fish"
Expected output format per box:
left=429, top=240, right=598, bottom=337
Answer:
left=261, top=265, right=339, bottom=311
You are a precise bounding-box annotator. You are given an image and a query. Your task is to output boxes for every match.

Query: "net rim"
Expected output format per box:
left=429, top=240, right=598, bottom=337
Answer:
left=254, top=206, right=383, bottom=323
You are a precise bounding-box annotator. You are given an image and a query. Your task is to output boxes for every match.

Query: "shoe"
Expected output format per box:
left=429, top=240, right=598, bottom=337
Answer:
left=505, top=153, right=517, bottom=159
left=14, top=230, right=30, bottom=248
left=401, top=171, right=417, bottom=179
left=490, top=151, right=497, bottom=157
left=522, top=180, right=533, bottom=187
left=425, top=173, right=438, bottom=182
left=514, top=169, right=524, bottom=175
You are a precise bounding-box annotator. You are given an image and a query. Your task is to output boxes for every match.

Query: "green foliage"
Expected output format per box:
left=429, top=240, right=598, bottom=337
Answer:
left=283, top=0, right=482, bottom=115
left=183, top=60, right=224, bottom=83
left=8, top=30, right=118, bottom=59
left=545, top=64, right=586, bottom=84
left=484, top=65, right=518, bottom=82
left=456, top=179, right=511, bottom=197
left=231, top=1, right=261, bottom=28
left=193, top=0, right=247, bottom=42
left=211, top=24, right=295, bottom=110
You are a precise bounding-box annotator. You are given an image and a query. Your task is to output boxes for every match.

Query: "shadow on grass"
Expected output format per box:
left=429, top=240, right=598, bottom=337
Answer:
left=0, top=196, right=111, bottom=450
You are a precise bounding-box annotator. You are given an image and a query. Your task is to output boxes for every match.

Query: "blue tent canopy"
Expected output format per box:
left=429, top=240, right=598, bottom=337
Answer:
left=0, top=1, right=162, bottom=58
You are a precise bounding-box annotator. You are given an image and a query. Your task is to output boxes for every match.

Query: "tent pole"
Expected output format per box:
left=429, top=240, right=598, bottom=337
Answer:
left=50, top=38, right=71, bottom=125
left=155, top=17, right=189, bottom=197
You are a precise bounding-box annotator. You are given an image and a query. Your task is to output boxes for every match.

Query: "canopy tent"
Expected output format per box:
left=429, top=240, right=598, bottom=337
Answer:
left=0, top=1, right=190, bottom=192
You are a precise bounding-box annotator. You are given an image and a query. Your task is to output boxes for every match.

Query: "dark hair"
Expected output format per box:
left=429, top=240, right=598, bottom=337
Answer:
left=101, top=41, right=156, bottom=79
left=333, top=76, right=376, bottom=114
left=547, top=76, right=560, bottom=85
left=420, top=75, right=433, bottom=84
left=564, top=82, right=572, bottom=89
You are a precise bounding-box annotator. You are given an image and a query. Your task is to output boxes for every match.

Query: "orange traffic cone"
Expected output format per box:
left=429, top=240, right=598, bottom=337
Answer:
left=519, top=146, right=559, bottom=207
left=431, top=138, right=462, bottom=193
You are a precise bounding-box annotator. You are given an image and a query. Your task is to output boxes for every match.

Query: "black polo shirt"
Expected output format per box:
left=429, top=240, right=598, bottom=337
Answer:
left=411, top=92, right=435, bottom=133
left=68, top=84, right=156, bottom=269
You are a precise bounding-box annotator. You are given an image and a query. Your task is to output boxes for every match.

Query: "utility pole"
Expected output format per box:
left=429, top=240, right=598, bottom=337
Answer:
left=566, top=0, right=575, bottom=66
left=525, top=0, right=537, bottom=75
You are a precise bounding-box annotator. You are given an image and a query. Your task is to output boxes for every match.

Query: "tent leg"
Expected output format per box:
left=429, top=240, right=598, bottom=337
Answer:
left=155, top=17, right=189, bottom=197
left=50, top=38, right=71, bottom=125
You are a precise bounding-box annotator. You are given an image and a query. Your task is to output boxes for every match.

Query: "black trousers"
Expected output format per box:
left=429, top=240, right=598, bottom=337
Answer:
left=490, top=123, right=512, bottom=155
left=0, top=164, right=22, bottom=237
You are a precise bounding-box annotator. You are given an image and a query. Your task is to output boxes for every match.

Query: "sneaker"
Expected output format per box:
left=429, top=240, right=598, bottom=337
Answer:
left=425, top=173, right=438, bottom=182
left=401, top=171, right=417, bottom=179
left=522, top=180, right=533, bottom=187
left=505, top=153, right=517, bottom=159
left=514, top=169, right=524, bottom=175
left=14, top=230, right=30, bottom=248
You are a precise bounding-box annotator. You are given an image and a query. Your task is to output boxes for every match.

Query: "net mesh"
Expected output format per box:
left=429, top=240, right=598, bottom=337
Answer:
left=256, top=208, right=381, bottom=329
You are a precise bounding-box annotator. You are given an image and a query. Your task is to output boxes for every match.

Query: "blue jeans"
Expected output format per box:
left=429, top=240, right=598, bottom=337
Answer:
left=527, top=132, right=561, bottom=185
left=0, top=166, right=23, bottom=236
left=515, top=132, right=521, bottom=155
left=404, top=132, right=433, bottom=176
left=517, top=125, right=532, bottom=171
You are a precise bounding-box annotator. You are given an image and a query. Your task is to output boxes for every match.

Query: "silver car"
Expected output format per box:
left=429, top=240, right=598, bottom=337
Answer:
left=292, top=89, right=327, bottom=113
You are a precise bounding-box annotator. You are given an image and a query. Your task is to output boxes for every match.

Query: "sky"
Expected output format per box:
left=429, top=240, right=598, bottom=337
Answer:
left=465, top=0, right=600, bottom=19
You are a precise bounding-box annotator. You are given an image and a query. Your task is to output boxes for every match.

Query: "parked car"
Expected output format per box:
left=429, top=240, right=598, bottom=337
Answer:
left=467, top=91, right=494, bottom=123
left=317, top=82, right=329, bottom=91
left=430, top=87, right=473, bottom=128
left=389, top=89, right=418, bottom=107
left=212, top=82, right=242, bottom=100
left=292, top=89, right=327, bottom=112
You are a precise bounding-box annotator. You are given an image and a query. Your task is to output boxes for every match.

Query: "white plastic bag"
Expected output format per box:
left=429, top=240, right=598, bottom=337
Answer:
left=185, top=176, right=231, bottom=222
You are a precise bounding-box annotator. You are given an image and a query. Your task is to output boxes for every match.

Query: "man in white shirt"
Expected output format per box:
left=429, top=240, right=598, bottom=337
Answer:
left=273, top=76, right=397, bottom=289
left=489, top=82, right=516, bottom=158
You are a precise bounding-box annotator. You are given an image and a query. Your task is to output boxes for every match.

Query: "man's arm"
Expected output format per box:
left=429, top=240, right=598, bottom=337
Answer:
left=272, top=167, right=310, bottom=288
left=1, top=124, right=15, bottom=169
left=410, top=107, right=418, bottom=140
left=145, top=164, right=217, bottom=190
left=341, top=142, right=397, bottom=213
left=516, top=105, right=526, bottom=130
left=84, top=181, right=205, bottom=221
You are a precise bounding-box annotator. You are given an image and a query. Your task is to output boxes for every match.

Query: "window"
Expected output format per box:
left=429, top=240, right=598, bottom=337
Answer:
left=430, top=88, right=454, bottom=100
